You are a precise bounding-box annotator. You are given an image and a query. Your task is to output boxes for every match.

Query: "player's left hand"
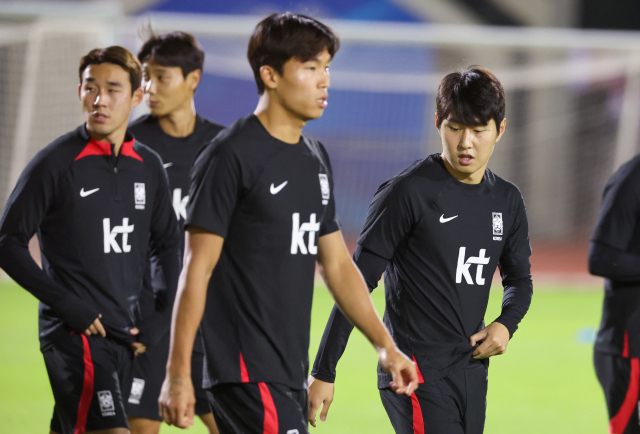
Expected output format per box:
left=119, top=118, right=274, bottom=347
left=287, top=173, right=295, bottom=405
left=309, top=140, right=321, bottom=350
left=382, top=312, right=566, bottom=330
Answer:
left=129, top=327, right=148, bottom=355
left=159, top=373, right=196, bottom=429
left=378, top=346, right=419, bottom=396
left=470, top=321, right=510, bottom=359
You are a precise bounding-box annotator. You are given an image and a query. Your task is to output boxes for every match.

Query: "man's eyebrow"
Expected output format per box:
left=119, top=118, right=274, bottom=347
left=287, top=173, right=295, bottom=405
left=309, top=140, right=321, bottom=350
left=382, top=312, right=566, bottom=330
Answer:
left=85, top=77, right=96, bottom=83
left=107, top=81, right=123, bottom=87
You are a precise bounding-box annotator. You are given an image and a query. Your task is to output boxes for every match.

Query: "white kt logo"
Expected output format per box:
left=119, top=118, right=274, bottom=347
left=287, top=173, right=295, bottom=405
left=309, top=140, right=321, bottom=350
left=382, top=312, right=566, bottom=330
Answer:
left=291, top=213, right=320, bottom=255
left=456, top=247, right=490, bottom=285
left=103, top=218, right=134, bottom=253
left=172, top=188, right=188, bottom=220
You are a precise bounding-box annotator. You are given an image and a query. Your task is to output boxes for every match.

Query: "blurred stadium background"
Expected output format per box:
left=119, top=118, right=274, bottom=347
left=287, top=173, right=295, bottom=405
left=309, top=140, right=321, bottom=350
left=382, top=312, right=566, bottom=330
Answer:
left=2, top=0, right=640, bottom=432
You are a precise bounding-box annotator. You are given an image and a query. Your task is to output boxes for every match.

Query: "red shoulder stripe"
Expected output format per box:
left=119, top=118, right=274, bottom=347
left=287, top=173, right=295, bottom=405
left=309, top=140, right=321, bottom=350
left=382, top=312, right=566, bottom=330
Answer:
left=75, top=138, right=111, bottom=161
left=120, top=139, right=143, bottom=162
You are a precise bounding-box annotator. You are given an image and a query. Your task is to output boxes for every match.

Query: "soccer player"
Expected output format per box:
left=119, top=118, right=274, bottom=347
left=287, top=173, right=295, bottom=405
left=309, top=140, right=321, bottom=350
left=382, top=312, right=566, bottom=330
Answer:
left=0, top=46, right=181, bottom=434
left=590, top=156, right=640, bottom=434
left=125, top=31, right=223, bottom=434
left=158, top=12, right=418, bottom=434
left=308, top=67, right=533, bottom=434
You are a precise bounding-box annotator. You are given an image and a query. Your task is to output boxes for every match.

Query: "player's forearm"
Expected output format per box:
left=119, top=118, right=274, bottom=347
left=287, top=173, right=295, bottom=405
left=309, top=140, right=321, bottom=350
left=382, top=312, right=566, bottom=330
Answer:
left=0, top=237, right=98, bottom=329
left=167, top=265, right=209, bottom=376
left=322, top=260, right=394, bottom=352
left=494, top=276, right=532, bottom=337
left=589, top=241, right=640, bottom=282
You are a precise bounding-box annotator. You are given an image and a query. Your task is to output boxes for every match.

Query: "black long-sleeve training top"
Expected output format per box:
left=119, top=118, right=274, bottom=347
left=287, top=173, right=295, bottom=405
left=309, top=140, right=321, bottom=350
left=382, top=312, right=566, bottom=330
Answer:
left=590, top=154, right=640, bottom=358
left=312, top=153, right=533, bottom=387
left=0, top=125, right=181, bottom=350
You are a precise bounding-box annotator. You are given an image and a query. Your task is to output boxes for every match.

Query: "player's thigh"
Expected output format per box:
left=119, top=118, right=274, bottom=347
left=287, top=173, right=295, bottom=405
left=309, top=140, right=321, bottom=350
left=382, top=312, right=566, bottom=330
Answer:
left=463, top=360, right=488, bottom=434
left=127, top=415, right=161, bottom=434
left=125, top=333, right=169, bottom=422
left=198, top=412, right=220, bottom=434
left=43, top=333, right=133, bottom=434
left=594, top=351, right=640, bottom=434
left=380, top=380, right=465, bottom=434
left=209, top=382, right=308, bottom=434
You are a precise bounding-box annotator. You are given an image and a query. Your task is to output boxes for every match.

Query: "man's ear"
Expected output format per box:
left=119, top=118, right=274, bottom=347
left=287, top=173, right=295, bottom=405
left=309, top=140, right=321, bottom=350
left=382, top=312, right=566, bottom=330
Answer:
left=435, top=113, right=441, bottom=136
left=131, top=87, right=144, bottom=109
left=78, top=84, right=82, bottom=101
left=495, top=118, right=507, bottom=143
left=259, top=65, right=279, bottom=91
left=186, top=69, right=202, bottom=93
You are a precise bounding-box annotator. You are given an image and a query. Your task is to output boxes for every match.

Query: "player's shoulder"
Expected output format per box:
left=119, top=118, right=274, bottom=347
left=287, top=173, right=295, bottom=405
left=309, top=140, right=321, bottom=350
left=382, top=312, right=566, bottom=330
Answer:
left=485, top=168, right=523, bottom=198
left=607, top=154, right=640, bottom=193
left=195, top=114, right=225, bottom=138
left=128, top=114, right=158, bottom=134
left=300, top=132, right=332, bottom=168
left=130, top=137, right=164, bottom=169
left=37, top=125, right=92, bottom=167
left=381, top=154, right=445, bottom=192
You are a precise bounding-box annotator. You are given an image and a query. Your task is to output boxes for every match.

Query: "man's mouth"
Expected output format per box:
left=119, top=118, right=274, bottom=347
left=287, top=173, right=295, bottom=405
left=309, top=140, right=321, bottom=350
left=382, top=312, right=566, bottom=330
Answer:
left=317, top=96, right=328, bottom=108
left=458, top=154, right=474, bottom=165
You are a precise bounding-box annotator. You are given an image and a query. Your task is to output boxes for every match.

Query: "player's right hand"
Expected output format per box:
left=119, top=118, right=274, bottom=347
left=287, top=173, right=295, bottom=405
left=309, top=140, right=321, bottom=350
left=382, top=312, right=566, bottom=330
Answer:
left=159, top=373, right=195, bottom=429
left=308, top=375, right=335, bottom=427
left=83, top=314, right=106, bottom=337
left=378, top=346, right=418, bottom=396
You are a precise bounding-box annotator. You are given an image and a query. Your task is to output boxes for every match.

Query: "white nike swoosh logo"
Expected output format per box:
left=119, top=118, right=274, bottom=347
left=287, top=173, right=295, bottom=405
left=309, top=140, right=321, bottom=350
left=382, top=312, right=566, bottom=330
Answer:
left=163, top=162, right=173, bottom=169
left=80, top=187, right=100, bottom=197
left=270, top=181, right=288, bottom=195
left=439, top=214, right=458, bottom=223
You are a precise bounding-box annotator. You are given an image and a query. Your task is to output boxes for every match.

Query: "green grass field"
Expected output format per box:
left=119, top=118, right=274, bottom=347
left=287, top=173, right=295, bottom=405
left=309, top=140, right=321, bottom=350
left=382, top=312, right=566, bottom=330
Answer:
left=0, top=281, right=608, bottom=433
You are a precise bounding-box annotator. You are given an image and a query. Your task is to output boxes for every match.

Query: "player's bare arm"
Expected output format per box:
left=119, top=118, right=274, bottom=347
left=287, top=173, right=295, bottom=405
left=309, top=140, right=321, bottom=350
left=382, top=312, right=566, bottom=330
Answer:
left=159, top=227, right=223, bottom=428
left=315, top=231, right=418, bottom=391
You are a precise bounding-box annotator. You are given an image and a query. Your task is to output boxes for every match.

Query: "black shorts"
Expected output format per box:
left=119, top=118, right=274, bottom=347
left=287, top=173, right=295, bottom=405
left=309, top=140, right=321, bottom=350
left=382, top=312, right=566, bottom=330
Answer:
left=209, top=382, right=308, bottom=434
left=43, top=331, right=134, bottom=434
left=380, top=359, right=488, bottom=434
left=125, top=330, right=211, bottom=420
left=594, top=351, right=640, bottom=434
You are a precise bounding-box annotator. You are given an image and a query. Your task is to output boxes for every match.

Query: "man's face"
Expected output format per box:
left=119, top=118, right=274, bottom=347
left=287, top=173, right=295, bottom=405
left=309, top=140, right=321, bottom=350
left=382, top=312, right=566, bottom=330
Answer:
left=79, top=63, right=142, bottom=140
left=142, top=62, right=198, bottom=117
left=438, top=115, right=506, bottom=183
left=271, top=48, right=331, bottom=121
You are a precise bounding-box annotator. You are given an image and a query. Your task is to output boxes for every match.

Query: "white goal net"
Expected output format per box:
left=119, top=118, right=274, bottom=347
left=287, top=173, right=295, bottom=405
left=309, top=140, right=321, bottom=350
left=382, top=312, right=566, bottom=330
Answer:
left=3, top=10, right=640, bottom=246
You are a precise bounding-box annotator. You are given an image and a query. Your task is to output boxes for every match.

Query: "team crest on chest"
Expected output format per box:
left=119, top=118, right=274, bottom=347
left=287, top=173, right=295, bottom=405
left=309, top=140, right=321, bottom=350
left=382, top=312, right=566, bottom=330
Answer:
left=492, top=212, right=503, bottom=240
left=319, top=174, right=330, bottom=205
left=134, top=183, right=146, bottom=210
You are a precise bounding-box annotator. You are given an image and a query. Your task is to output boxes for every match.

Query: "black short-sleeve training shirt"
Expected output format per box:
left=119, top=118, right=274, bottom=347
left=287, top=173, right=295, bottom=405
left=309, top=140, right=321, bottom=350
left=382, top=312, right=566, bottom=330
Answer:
left=187, top=114, right=339, bottom=390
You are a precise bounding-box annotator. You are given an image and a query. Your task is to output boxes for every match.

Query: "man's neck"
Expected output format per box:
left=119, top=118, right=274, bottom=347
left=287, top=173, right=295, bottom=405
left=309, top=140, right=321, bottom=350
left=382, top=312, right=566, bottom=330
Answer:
left=157, top=100, right=197, bottom=138
left=254, top=95, right=305, bottom=144
left=86, top=125, right=127, bottom=156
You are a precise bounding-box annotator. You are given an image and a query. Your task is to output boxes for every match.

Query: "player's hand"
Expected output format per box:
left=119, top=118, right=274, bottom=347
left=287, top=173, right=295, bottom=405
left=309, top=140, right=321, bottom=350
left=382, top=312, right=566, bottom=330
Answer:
left=83, top=314, right=106, bottom=337
left=307, top=376, right=335, bottom=427
left=470, top=321, right=510, bottom=359
left=159, top=373, right=195, bottom=429
left=128, top=327, right=147, bottom=355
left=378, top=346, right=418, bottom=396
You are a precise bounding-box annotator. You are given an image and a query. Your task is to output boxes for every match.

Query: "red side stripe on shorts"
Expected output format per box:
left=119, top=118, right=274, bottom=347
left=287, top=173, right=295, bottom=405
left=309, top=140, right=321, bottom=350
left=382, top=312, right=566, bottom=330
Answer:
left=609, top=357, right=640, bottom=434
left=622, top=330, right=629, bottom=358
left=411, top=392, right=424, bottom=434
left=258, top=383, right=278, bottom=434
left=239, top=352, right=250, bottom=383
left=74, top=334, right=94, bottom=434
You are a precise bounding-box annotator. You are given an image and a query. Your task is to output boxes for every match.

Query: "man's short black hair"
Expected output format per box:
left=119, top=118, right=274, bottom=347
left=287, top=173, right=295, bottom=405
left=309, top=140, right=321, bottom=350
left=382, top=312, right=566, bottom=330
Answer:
left=79, top=46, right=142, bottom=95
left=138, top=31, right=204, bottom=78
left=247, top=12, right=340, bottom=95
left=436, top=67, right=506, bottom=131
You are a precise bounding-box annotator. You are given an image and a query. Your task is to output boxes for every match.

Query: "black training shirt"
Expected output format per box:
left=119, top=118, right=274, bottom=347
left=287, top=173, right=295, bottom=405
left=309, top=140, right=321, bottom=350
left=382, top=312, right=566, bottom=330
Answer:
left=186, top=114, right=340, bottom=390
left=129, top=114, right=223, bottom=347
left=0, top=125, right=181, bottom=350
left=312, top=154, right=533, bottom=387
left=591, top=154, right=640, bottom=358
